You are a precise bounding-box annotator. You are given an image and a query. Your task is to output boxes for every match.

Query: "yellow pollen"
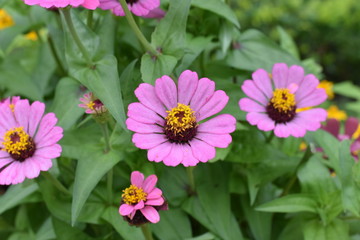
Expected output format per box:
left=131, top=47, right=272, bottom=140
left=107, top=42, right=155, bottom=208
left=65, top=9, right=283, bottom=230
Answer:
left=86, top=101, right=95, bottom=110
left=352, top=124, right=360, bottom=140
left=0, top=9, right=14, bottom=30
left=296, top=106, right=312, bottom=113
left=270, top=89, right=296, bottom=112
left=2, top=127, right=30, bottom=155
left=9, top=104, right=15, bottom=112
left=165, top=103, right=197, bottom=135
left=122, top=185, right=147, bottom=205
left=318, top=80, right=334, bottom=100
left=327, top=105, right=347, bottom=121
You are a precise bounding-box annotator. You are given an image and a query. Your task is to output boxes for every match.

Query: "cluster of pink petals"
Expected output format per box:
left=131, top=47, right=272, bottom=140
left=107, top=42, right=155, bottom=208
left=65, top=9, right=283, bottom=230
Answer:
left=23, top=0, right=99, bottom=10
left=239, top=63, right=328, bottom=138
left=99, top=0, right=163, bottom=17
left=119, top=171, right=165, bottom=223
left=322, top=117, right=360, bottom=159
left=0, top=97, right=63, bottom=185
left=126, top=70, right=236, bottom=167
left=78, top=92, right=107, bottom=115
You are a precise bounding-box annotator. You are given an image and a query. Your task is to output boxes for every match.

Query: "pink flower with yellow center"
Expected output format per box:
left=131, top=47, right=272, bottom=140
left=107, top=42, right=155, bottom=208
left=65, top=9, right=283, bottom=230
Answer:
left=119, top=171, right=167, bottom=225
left=239, top=63, right=327, bottom=138
left=23, top=0, right=99, bottom=10
left=99, top=0, right=162, bottom=17
left=126, top=70, right=236, bottom=167
left=0, top=98, right=63, bottom=185
left=78, top=92, right=107, bottom=115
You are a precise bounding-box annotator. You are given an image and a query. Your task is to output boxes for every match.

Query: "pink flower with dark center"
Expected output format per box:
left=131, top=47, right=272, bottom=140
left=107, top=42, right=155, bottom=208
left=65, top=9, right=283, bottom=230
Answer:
left=23, top=0, right=99, bottom=10
left=0, top=98, right=63, bottom=185
left=78, top=92, right=107, bottom=115
left=99, top=0, right=161, bottom=17
left=239, top=63, right=327, bottom=138
left=119, top=171, right=167, bottom=224
left=126, top=70, right=236, bottom=167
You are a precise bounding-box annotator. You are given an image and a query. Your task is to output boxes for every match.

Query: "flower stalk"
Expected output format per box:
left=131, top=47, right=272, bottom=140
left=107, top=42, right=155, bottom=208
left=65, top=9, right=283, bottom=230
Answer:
left=42, top=171, right=71, bottom=196
left=186, top=166, right=196, bottom=193
left=141, top=224, right=154, bottom=240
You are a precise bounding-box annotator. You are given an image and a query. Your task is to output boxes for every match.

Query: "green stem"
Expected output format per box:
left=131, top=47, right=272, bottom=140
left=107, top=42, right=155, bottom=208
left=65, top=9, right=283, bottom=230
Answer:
left=186, top=166, right=196, bottom=193
left=42, top=171, right=71, bottom=196
left=141, top=224, right=154, bottom=240
left=100, top=123, right=111, bottom=153
left=60, top=8, right=93, bottom=66
left=87, top=11, right=94, bottom=29
left=266, top=131, right=275, bottom=143
left=48, top=34, right=67, bottom=76
left=107, top=168, right=113, bottom=204
left=118, top=0, right=159, bottom=57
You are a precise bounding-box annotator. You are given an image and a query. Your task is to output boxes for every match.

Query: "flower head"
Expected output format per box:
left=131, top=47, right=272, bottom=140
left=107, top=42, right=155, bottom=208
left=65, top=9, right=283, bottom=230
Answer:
left=126, top=70, right=236, bottom=167
left=0, top=9, right=14, bottom=30
left=23, top=0, right=99, bottom=10
left=0, top=97, right=63, bottom=185
left=318, top=80, right=334, bottom=100
left=119, top=171, right=167, bottom=225
left=79, top=92, right=107, bottom=115
left=24, top=31, right=38, bottom=41
left=239, top=63, right=327, bottom=138
left=327, top=105, right=347, bottom=121
left=99, top=0, right=162, bottom=17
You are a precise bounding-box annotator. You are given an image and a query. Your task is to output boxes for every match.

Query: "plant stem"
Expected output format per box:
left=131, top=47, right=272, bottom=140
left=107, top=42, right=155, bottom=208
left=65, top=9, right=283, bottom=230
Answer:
left=186, top=166, right=196, bottom=193
left=42, top=171, right=71, bottom=196
left=87, top=11, right=94, bottom=29
left=118, top=0, right=159, bottom=57
left=107, top=168, right=113, bottom=204
left=141, top=224, right=154, bottom=240
left=100, top=123, right=111, bottom=153
left=48, top=34, right=67, bottom=76
left=60, top=8, right=93, bottom=66
left=266, top=131, right=275, bottom=143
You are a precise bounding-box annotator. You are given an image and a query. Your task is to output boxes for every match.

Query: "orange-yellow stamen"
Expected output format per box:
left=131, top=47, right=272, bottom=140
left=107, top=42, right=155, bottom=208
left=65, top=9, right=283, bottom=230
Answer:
left=0, top=9, right=14, bottom=30
left=122, top=185, right=147, bottom=205
left=2, top=127, right=30, bottom=155
left=270, top=89, right=296, bottom=113
left=165, top=103, right=197, bottom=135
left=86, top=101, right=95, bottom=110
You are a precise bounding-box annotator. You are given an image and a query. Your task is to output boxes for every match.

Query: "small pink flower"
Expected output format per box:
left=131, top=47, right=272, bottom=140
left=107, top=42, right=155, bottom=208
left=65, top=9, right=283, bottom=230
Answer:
left=99, top=0, right=161, bottom=17
left=0, top=97, right=63, bottom=185
left=78, top=92, right=107, bottom=115
left=119, top=171, right=167, bottom=225
left=126, top=70, right=236, bottom=167
left=239, top=63, right=327, bottom=138
left=23, top=0, right=100, bottom=10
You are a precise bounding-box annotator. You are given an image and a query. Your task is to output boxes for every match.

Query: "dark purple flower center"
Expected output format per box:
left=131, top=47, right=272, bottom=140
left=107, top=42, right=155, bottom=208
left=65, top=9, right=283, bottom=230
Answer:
left=9, top=135, right=36, bottom=162
left=2, top=127, right=36, bottom=162
left=126, top=0, right=138, bottom=5
left=266, top=89, right=297, bottom=124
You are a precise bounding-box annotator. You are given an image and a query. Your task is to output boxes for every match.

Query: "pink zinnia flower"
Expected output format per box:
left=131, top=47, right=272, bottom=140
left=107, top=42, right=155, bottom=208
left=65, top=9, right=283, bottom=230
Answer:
left=78, top=92, right=107, bottom=115
left=99, top=0, right=161, bottom=17
left=126, top=70, right=236, bottom=167
left=23, top=0, right=99, bottom=10
left=119, top=171, right=167, bottom=224
left=239, top=63, right=327, bottom=138
left=0, top=97, right=63, bottom=185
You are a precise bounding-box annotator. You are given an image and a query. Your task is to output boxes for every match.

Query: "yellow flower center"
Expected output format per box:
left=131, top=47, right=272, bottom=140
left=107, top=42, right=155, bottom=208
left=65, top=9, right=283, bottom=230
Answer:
left=2, top=127, right=30, bottom=155
left=0, top=9, right=14, bottom=30
left=318, top=80, right=334, bottom=100
left=122, top=185, right=147, bottom=205
left=352, top=124, right=360, bottom=140
left=165, top=103, right=197, bottom=135
left=327, top=105, right=347, bottom=121
left=270, top=89, right=296, bottom=113
left=86, top=101, right=95, bottom=110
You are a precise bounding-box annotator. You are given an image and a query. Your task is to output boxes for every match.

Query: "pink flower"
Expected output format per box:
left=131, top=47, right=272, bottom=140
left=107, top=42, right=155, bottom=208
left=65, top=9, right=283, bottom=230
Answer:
left=78, top=92, right=107, bottom=115
left=0, top=97, right=63, bottom=185
left=119, top=171, right=167, bottom=224
left=23, top=0, right=99, bottom=10
left=99, top=0, right=161, bottom=17
left=126, top=70, right=236, bottom=167
left=239, top=63, right=327, bottom=138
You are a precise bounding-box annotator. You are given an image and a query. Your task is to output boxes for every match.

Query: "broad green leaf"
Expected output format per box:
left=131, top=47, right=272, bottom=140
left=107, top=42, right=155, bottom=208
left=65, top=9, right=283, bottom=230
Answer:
left=15, top=206, right=29, bottom=231
left=102, top=207, right=144, bottom=240
left=192, top=0, right=240, bottom=28
left=141, top=53, right=177, bottom=84
left=278, top=216, right=303, bottom=240
left=277, top=26, right=300, bottom=59
left=334, top=82, right=360, bottom=100
left=303, top=219, right=349, bottom=240
left=256, top=194, right=318, bottom=213
left=52, top=217, right=94, bottom=240
left=35, top=218, right=56, bottom=240
left=119, top=60, right=139, bottom=107
left=185, top=232, right=216, bottom=240
left=311, top=130, right=340, bottom=170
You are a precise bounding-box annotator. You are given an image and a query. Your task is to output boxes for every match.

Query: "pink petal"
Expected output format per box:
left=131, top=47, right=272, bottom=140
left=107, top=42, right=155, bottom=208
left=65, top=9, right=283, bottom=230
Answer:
left=81, top=0, right=99, bottom=9
left=189, top=139, right=215, bottom=163
left=142, top=7, right=166, bottom=19
left=134, top=200, right=145, bottom=210
left=296, top=108, right=327, bottom=131
left=10, top=162, right=25, bottom=185
left=139, top=0, right=159, bottom=9
left=140, top=206, right=160, bottom=223
left=131, top=2, right=151, bottom=16
left=33, top=157, right=53, bottom=171
left=272, top=63, right=289, bottom=89
left=286, top=121, right=306, bottom=137
left=127, top=102, right=164, bottom=125
left=288, top=65, right=305, bottom=86
left=0, top=151, right=11, bottom=159
left=181, top=143, right=199, bottom=167
left=155, top=75, right=177, bottom=110
left=142, top=175, right=158, bottom=193
left=241, top=80, right=268, bottom=105
left=23, top=158, right=41, bottom=179
left=190, top=78, right=215, bottom=112
left=163, top=144, right=183, bottom=166
left=147, top=142, right=173, bottom=163
left=239, top=98, right=266, bottom=112
left=14, top=100, right=30, bottom=133
left=274, top=124, right=291, bottom=138
left=197, top=114, right=236, bottom=134
left=0, top=104, right=17, bottom=131
left=246, top=112, right=269, bottom=126
left=0, top=158, right=12, bottom=169
left=295, top=74, right=320, bottom=102
left=345, top=117, right=359, bottom=137
left=147, top=188, right=162, bottom=199
left=131, top=171, right=144, bottom=188
left=126, top=118, right=163, bottom=133
left=321, top=119, right=340, bottom=137
left=119, top=204, right=134, bottom=216
left=178, top=70, right=198, bottom=105
left=135, top=83, right=166, bottom=117
left=34, top=113, right=58, bottom=141
left=35, top=144, right=62, bottom=159
left=196, top=133, right=232, bottom=148
left=257, top=116, right=276, bottom=131
left=197, top=90, right=229, bottom=121
left=145, top=197, right=164, bottom=206
left=252, top=69, right=273, bottom=99
left=297, top=88, right=327, bottom=108
left=28, top=101, right=45, bottom=137
left=0, top=162, right=17, bottom=185
left=132, top=133, right=167, bottom=149
left=36, top=126, right=63, bottom=148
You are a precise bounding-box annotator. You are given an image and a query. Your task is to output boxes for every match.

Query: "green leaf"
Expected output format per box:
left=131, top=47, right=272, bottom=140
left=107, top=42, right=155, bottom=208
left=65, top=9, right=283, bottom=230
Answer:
left=52, top=217, right=94, bottom=240
left=334, top=82, right=360, bottom=100
left=256, top=194, right=318, bottom=213
left=140, top=53, right=177, bottom=84
left=277, top=26, right=300, bottom=59
left=102, top=207, right=144, bottom=240
left=311, top=130, right=340, bottom=170
left=35, top=218, right=56, bottom=240
left=192, top=0, right=240, bottom=28
left=303, top=219, right=349, bottom=240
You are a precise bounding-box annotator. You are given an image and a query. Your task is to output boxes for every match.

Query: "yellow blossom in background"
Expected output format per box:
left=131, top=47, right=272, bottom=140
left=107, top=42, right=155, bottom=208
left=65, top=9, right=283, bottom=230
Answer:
left=25, top=31, right=38, bottom=41
left=299, top=141, right=307, bottom=151
left=0, top=9, right=14, bottom=30
left=327, top=105, right=347, bottom=121
left=318, top=80, right=334, bottom=100
left=353, top=124, right=360, bottom=140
